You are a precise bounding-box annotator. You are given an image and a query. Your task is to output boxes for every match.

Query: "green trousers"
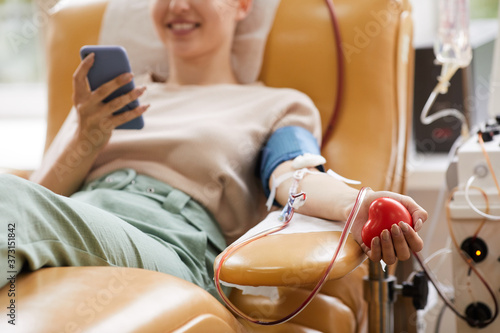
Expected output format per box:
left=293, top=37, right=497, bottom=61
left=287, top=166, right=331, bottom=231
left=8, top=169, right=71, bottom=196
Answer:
left=0, top=169, right=227, bottom=299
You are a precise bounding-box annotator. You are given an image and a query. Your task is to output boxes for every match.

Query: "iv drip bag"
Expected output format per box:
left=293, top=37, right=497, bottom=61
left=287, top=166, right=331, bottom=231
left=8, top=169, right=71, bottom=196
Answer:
left=434, top=0, right=472, bottom=68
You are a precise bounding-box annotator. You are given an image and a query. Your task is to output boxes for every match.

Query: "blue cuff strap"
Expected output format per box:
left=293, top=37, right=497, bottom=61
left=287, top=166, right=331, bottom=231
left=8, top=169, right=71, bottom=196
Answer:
left=259, top=126, right=324, bottom=198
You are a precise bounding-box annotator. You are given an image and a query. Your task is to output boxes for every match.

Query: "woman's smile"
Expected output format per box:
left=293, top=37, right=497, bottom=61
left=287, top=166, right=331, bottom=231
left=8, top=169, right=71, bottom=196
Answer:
left=166, top=20, right=201, bottom=36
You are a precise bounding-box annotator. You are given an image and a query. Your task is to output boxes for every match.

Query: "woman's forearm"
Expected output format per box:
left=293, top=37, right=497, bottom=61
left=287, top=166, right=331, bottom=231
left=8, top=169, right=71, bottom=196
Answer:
left=271, top=160, right=428, bottom=265
left=271, top=160, right=359, bottom=221
left=30, top=131, right=103, bottom=196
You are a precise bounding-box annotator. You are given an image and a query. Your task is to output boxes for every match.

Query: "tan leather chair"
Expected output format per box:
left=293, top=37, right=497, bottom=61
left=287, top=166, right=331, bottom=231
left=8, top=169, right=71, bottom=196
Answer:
left=0, top=0, right=414, bottom=332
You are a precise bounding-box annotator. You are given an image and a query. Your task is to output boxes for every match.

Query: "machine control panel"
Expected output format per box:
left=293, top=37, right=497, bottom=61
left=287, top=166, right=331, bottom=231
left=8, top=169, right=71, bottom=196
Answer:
left=448, top=120, right=500, bottom=332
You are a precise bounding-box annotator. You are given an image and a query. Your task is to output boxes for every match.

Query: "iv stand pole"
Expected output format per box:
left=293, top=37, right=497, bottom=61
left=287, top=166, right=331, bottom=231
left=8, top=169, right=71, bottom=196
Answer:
left=364, top=261, right=396, bottom=333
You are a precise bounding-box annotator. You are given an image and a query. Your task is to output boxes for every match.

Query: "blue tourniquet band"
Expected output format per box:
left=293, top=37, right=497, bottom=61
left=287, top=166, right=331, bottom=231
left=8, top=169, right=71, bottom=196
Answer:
left=260, top=126, right=324, bottom=198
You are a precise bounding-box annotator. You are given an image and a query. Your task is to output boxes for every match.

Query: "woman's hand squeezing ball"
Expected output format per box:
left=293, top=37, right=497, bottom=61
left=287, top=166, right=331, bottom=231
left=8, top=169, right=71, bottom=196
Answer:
left=351, top=190, right=428, bottom=265
left=362, top=197, right=413, bottom=247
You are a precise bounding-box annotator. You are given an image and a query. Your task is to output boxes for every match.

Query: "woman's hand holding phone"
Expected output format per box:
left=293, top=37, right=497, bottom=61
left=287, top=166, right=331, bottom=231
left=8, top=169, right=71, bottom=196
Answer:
left=30, top=52, right=150, bottom=197
left=72, top=51, right=150, bottom=149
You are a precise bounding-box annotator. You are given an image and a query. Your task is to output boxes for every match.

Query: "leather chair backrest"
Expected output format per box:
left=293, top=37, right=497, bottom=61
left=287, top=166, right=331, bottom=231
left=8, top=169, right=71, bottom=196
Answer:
left=45, top=0, right=414, bottom=192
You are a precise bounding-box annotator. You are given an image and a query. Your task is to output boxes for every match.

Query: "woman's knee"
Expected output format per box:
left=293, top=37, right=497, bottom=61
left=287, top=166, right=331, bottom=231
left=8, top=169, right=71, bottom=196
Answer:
left=0, top=174, right=57, bottom=203
left=0, top=175, right=53, bottom=224
left=0, top=174, right=34, bottom=194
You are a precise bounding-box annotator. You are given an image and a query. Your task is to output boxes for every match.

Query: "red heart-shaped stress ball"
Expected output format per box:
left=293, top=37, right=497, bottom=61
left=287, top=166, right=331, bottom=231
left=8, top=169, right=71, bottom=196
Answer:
left=361, top=197, right=413, bottom=248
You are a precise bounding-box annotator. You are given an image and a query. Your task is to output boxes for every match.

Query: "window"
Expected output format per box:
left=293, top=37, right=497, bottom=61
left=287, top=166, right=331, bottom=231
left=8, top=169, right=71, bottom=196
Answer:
left=0, top=0, right=48, bottom=83
left=0, top=0, right=59, bottom=169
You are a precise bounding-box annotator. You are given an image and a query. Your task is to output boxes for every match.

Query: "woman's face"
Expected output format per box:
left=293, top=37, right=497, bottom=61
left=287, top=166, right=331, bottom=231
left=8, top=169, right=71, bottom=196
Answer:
left=150, top=0, right=248, bottom=60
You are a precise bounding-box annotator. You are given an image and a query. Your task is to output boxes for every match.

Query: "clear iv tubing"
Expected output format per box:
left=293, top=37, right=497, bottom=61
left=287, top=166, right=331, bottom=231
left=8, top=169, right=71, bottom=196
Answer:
left=420, top=63, right=467, bottom=127
left=463, top=132, right=500, bottom=220
left=465, top=175, right=500, bottom=220
left=214, top=187, right=369, bottom=325
left=421, top=134, right=463, bottom=258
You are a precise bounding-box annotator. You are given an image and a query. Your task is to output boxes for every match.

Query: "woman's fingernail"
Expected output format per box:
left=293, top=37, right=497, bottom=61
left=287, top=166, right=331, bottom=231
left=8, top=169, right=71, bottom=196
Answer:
left=391, top=224, right=401, bottom=236
left=122, top=73, right=133, bottom=83
left=85, top=53, right=95, bottom=63
left=136, top=86, right=147, bottom=96
left=373, top=237, right=380, bottom=246
left=399, top=221, right=409, bottom=232
left=414, top=219, right=423, bottom=232
left=382, top=229, right=390, bottom=241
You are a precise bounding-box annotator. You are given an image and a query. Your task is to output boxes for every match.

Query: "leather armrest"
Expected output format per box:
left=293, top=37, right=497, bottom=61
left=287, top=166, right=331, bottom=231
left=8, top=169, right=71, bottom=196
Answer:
left=217, top=231, right=366, bottom=286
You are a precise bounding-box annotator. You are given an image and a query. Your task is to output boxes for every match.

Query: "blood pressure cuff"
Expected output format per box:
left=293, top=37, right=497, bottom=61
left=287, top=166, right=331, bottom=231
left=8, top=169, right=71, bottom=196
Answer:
left=259, top=126, right=324, bottom=197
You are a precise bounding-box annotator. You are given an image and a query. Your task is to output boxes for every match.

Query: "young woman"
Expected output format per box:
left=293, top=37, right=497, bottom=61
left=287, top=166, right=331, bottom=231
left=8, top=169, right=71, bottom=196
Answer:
left=0, top=0, right=427, bottom=299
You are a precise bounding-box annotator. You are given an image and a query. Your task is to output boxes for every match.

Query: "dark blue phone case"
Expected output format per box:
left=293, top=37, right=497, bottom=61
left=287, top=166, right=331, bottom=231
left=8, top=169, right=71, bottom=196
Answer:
left=80, top=45, right=144, bottom=129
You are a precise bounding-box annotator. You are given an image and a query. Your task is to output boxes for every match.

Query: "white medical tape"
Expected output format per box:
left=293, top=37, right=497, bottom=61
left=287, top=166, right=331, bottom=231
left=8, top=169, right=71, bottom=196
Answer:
left=266, top=154, right=361, bottom=210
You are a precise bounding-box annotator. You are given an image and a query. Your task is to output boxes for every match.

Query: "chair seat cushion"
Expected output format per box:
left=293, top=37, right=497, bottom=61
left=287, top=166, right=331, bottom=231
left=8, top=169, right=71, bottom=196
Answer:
left=0, top=267, right=245, bottom=333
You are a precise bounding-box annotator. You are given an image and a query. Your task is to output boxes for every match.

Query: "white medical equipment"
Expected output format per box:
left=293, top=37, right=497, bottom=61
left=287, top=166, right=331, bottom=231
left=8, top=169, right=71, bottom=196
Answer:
left=446, top=128, right=500, bottom=332
left=420, top=0, right=500, bottom=331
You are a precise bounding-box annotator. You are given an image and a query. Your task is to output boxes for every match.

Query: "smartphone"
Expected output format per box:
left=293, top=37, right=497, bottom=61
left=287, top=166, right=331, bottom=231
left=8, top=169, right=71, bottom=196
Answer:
left=80, top=45, right=144, bottom=130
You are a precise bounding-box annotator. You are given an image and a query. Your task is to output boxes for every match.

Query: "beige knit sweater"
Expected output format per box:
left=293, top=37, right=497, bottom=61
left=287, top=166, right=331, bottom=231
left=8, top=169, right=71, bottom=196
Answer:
left=37, top=77, right=321, bottom=243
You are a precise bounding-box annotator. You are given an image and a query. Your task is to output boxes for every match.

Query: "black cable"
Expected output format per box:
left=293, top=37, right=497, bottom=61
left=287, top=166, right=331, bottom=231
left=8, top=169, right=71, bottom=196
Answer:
left=414, top=251, right=498, bottom=328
